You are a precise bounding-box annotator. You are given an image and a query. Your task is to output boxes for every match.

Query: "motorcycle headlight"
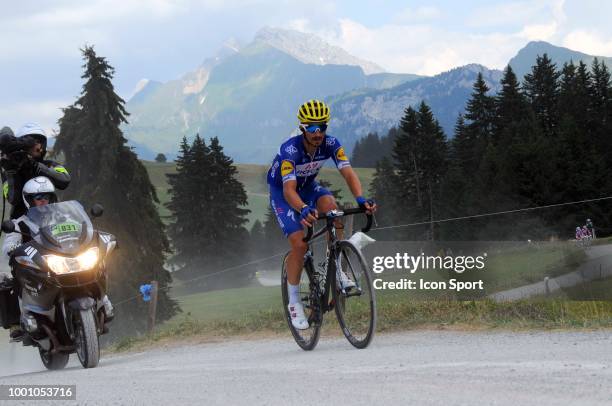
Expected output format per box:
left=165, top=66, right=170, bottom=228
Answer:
left=77, top=247, right=99, bottom=270
left=44, top=247, right=99, bottom=275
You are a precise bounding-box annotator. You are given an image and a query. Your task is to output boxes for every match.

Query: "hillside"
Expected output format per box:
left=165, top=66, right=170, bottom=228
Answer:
left=124, top=27, right=420, bottom=162
left=143, top=161, right=375, bottom=228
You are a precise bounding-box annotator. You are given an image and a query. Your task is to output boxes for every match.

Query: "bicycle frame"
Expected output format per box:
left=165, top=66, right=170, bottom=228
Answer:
left=302, top=209, right=373, bottom=320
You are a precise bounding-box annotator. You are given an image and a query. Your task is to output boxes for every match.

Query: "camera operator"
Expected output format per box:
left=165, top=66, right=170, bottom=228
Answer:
left=0, top=123, right=70, bottom=220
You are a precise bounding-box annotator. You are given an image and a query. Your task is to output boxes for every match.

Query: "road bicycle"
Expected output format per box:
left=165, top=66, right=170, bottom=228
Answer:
left=281, top=207, right=376, bottom=350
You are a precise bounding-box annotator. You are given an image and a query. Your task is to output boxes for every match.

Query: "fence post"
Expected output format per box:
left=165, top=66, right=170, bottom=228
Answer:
left=147, top=281, right=158, bottom=335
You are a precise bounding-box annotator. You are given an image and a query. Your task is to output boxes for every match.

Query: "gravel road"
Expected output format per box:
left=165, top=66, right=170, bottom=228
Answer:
left=1, top=330, right=611, bottom=405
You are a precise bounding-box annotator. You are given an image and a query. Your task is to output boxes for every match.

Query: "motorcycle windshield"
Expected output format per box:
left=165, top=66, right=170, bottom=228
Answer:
left=26, top=201, right=94, bottom=255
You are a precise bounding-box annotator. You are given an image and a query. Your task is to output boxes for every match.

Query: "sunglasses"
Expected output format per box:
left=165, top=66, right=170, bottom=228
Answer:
left=32, top=193, right=51, bottom=201
left=302, top=124, right=327, bottom=133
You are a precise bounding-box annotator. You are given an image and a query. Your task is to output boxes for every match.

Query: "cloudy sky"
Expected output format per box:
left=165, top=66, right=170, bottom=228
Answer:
left=1, top=0, right=610, bottom=133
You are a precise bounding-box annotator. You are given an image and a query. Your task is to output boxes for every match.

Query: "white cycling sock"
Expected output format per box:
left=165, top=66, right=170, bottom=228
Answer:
left=288, top=282, right=300, bottom=304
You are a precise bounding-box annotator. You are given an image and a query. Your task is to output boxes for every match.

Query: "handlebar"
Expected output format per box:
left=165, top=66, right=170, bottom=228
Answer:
left=303, top=207, right=373, bottom=242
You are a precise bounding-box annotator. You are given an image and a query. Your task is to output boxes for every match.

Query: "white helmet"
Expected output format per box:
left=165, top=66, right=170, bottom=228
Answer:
left=16, top=123, right=46, bottom=138
left=22, top=176, right=57, bottom=209
left=16, top=122, right=48, bottom=158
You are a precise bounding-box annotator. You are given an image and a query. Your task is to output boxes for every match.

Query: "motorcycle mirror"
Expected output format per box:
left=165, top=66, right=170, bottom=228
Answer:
left=90, top=204, right=104, bottom=218
left=1, top=220, right=15, bottom=234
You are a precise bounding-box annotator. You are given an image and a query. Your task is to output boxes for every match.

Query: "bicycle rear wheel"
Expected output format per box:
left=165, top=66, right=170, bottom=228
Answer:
left=333, top=241, right=376, bottom=349
left=281, top=252, right=321, bottom=351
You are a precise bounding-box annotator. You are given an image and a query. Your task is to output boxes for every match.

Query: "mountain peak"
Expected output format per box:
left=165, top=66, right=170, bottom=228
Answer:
left=253, top=26, right=385, bottom=74
left=509, top=41, right=612, bottom=79
left=128, top=79, right=162, bottom=104
left=222, top=37, right=242, bottom=53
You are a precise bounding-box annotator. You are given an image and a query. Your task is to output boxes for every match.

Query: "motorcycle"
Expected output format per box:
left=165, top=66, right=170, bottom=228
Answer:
left=0, top=200, right=116, bottom=369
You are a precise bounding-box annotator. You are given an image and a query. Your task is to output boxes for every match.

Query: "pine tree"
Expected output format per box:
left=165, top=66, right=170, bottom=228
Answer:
left=491, top=65, right=537, bottom=210
left=369, top=157, right=399, bottom=230
left=249, top=220, right=265, bottom=253
left=166, top=135, right=251, bottom=290
left=262, top=205, right=286, bottom=255
left=207, top=136, right=251, bottom=277
left=54, top=46, right=179, bottom=334
left=590, top=58, right=612, bottom=124
left=441, top=114, right=474, bottom=239
left=589, top=58, right=612, bottom=157
left=351, top=129, right=400, bottom=168
left=393, top=106, right=421, bottom=207
left=166, top=137, right=198, bottom=271
left=318, top=179, right=343, bottom=202
left=392, top=102, right=448, bottom=240
left=494, top=65, right=533, bottom=141
left=350, top=133, right=382, bottom=167
left=463, top=72, right=495, bottom=173
left=523, top=53, right=560, bottom=137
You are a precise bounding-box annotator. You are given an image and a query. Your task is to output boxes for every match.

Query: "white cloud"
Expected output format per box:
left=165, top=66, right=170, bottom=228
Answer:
left=393, top=6, right=441, bottom=24
left=295, top=0, right=575, bottom=75
left=563, top=30, right=612, bottom=56
left=0, top=0, right=273, bottom=62
left=466, top=0, right=562, bottom=28
left=0, top=100, right=71, bottom=135
left=519, top=21, right=558, bottom=41
left=309, top=19, right=524, bottom=75
left=286, top=18, right=309, bottom=32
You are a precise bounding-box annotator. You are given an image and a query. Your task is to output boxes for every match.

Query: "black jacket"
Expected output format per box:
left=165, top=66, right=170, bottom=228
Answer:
left=2, top=159, right=71, bottom=219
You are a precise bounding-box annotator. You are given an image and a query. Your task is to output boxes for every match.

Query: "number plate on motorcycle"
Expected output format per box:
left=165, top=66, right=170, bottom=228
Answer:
left=51, top=222, right=80, bottom=236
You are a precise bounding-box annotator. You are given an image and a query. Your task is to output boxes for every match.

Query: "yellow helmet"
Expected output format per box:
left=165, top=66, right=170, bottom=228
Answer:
left=297, top=99, right=330, bottom=124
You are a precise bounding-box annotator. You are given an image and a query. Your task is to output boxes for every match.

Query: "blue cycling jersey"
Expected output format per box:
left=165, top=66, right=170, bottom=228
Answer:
left=267, top=134, right=351, bottom=189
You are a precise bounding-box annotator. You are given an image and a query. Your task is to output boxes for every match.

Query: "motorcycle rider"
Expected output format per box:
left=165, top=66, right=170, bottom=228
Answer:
left=1, top=177, right=113, bottom=341
left=0, top=123, right=70, bottom=220
left=1, top=177, right=57, bottom=339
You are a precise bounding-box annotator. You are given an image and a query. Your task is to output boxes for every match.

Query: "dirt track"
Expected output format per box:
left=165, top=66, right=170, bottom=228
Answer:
left=1, top=330, right=611, bottom=405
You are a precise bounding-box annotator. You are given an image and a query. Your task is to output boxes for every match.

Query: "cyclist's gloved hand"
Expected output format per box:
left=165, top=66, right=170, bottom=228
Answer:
left=356, top=196, right=377, bottom=213
left=299, top=205, right=317, bottom=227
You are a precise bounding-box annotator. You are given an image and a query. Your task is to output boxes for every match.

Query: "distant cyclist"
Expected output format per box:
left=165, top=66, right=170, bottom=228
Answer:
left=575, top=226, right=582, bottom=241
left=267, top=99, right=377, bottom=330
left=586, top=218, right=595, bottom=239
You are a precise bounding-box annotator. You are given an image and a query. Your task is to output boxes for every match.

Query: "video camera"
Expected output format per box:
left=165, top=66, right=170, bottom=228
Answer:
left=0, top=127, right=38, bottom=171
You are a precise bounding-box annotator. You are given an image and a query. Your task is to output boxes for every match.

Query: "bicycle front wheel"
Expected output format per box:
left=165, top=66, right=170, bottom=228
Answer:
left=281, top=252, right=321, bottom=351
left=333, top=241, right=376, bottom=349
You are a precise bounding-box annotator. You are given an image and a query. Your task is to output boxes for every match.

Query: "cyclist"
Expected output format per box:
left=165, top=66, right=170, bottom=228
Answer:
left=582, top=225, right=591, bottom=240
left=586, top=218, right=595, bottom=239
left=267, top=99, right=377, bottom=330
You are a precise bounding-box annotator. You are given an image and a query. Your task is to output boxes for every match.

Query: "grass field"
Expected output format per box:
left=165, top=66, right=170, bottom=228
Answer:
left=553, top=276, right=612, bottom=300
left=160, top=241, right=589, bottom=327
left=114, top=294, right=612, bottom=352
left=143, top=161, right=375, bottom=227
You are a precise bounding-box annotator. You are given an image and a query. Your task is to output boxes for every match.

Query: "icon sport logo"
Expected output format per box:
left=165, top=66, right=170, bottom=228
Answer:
left=281, top=160, right=295, bottom=177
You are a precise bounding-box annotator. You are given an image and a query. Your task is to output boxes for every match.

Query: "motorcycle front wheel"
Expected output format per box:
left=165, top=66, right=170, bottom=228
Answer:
left=74, top=309, right=100, bottom=368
